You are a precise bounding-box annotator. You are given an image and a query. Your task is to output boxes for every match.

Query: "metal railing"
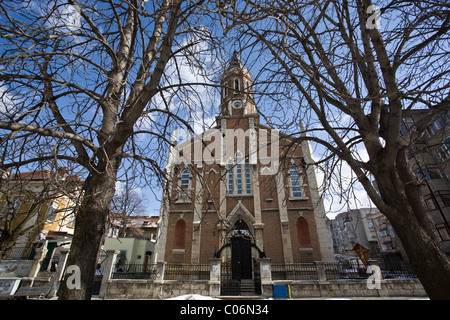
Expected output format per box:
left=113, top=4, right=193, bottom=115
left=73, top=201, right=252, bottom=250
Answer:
left=106, top=260, right=416, bottom=282
left=110, top=262, right=211, bottom=280
left=324, top=262, right=368, bottom=280
left=220, top=261, right=240, bottom=295
left=271, top=262, right=417, bottom=281
left=271, top=263, right=319, bottom=280
left=379, top=262, right=417, bottom=279
left=112, top=263, right=158, bottom=280
left=164, top=263, right=210, bottom=280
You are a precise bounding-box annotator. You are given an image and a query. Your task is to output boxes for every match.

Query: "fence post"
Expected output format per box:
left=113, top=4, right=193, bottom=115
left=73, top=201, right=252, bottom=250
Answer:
left=209, top=258, right=221, bottom=297
left=155, top=262, right=166, bottom=282
left=258, top=258, right=272, bottom=297
left=259, top=258, right=272, bottom=282
left=99, top=250, right=119, bottom=299
left=315, top=261, right=327, bottom=281
left=209, top=258, right=221, bottom=282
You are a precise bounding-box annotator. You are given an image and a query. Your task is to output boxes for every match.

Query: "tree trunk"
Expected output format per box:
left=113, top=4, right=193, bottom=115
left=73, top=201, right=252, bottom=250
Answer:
left=58, top=172, right=116, bottom=300
left=374, top=163, right=450, bottom=299
left=384, top=202, right=450, bottom=300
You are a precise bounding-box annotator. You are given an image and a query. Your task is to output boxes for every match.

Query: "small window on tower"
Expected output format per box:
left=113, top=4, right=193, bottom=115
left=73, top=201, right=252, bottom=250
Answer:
left=223, top=82, right=228, bottom=98
left=234, top=78, right=240, bottom=94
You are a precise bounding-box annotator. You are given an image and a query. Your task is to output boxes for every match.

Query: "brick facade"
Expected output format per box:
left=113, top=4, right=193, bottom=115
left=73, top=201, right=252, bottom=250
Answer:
left=154, top=52, right=334, bottom=267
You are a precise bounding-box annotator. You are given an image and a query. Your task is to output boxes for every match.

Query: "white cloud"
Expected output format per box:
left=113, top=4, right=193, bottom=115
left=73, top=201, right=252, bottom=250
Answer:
left=0, top=85, right=18, bottom=118
left=318, top=152, right=374, bottom=219
left=114, top=181, right=124, bottom=197
left=115, top=180, right=143, bottom=198
left=49, top=2, right=81, bottom=32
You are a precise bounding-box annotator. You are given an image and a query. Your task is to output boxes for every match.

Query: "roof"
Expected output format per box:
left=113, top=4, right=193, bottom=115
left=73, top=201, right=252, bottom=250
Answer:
left=10, top=169, right=84, bottom=183
left=226, top=50, right=244, bottom=71
left=110, top=215, right=159, bottom=229
left=16, top=170, right=53, bottom=180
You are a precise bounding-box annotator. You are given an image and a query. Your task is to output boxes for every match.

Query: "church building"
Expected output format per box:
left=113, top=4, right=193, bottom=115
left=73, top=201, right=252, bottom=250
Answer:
left=154, top=52, right=334, bottom=280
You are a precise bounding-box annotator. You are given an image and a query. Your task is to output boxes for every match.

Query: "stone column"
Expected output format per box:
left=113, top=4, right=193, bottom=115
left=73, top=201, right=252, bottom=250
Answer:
left=367, top=259, right=385, bottom=296
left=259, top=258, right=272, bottom=282
left=315, top=261, right=327, bottom=282
left=218, top=166, right=228, bottom=257
left=300, top=123, right=335, bottom=262
left=258, top=258, right=272, bottom=297
left=191, top=165, right=204, bottom=263
left=155, top=261, right=166, bottom=283
left=275, top=172, right=294, bottom=263
left=99, top=250, right=119, bottom=299
left=209, top=258, right=221, bottom=297
left=253, top=223, right=265, bottom=252
left=250, top=117, right=264, bottom=251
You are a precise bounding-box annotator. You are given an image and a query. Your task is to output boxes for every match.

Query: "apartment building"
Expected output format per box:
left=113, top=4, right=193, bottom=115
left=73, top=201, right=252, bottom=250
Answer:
left=400, top=109, right=450, bottom=255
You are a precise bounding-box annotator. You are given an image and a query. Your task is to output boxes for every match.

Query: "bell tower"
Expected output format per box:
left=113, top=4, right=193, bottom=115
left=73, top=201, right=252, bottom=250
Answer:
left=219, top=51, right=256, bottom=117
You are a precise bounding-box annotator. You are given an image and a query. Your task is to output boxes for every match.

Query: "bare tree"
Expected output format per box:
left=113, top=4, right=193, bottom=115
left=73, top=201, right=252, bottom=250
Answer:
left=110, top=179, right=146, bottom=237
left=217, top=0, right=450, bottom=299
left=0, top=0, right=220, bottom=299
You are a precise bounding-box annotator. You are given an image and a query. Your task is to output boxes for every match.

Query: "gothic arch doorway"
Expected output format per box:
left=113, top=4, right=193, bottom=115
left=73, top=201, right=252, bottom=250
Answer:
left=230, top=220, right=252, bottom=280
left=215, top=219, right=265, bottom=296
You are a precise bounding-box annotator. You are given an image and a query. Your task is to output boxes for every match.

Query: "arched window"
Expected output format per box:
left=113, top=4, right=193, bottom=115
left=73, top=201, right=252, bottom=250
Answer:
left=234, top=78, right=240, bottom=94
left=289, top=166, right=303, bottom=198
left=297, top=217, right=311, bottom=248
left=180, top=169, right=190, bottom=188
left=223, top=82, right=228, bottom=98
left=227, top=153, right=252, bottom=195
left=178, top=169, right=191, bottom=201
left=174, top=219, right=186, bottom=249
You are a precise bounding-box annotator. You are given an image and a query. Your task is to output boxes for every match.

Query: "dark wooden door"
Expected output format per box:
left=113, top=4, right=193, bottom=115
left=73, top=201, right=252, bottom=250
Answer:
left=231, top=237, right=252, bottom=280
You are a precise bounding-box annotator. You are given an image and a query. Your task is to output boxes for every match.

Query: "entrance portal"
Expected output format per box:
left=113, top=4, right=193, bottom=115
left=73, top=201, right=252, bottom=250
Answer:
left=217, top=219, right=263, bottom=296
left=231, top=237, right=252, bottom=280
left=230, top=219, right=252, bottom=280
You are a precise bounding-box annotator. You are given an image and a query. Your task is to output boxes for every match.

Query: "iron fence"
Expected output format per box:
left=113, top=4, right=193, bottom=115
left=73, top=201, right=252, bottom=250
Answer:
left=324, top=262, right=368, bottom=280
left=110, top=262, right=210, bottom=280
left=220, top=261, right=241, bottom=295
left=271, top=263, right=319, bottom=280
left=104, top=260, right=416, bottom=282
left=271, top=262, right=417, bottom=281
left=164, top=263, right=210, bottom=280
left=379, top=262, right=417, bottom=279
left=112, top=263, right=158, bottom=280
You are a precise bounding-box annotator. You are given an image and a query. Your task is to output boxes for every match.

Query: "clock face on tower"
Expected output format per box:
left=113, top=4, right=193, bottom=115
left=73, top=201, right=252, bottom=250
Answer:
left=232, top=100, right=242, bottom=109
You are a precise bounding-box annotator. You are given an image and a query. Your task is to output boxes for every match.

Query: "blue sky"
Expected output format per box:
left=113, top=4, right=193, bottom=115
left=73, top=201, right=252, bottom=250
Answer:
left=0, top=1, right=390, bottom=220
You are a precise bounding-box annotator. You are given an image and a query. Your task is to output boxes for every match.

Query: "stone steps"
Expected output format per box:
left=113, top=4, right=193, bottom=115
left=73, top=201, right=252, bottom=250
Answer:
left=240, top=279, right=256, bottom=296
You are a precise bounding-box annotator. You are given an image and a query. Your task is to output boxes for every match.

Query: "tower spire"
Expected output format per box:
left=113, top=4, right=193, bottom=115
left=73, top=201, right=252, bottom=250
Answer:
left=227, top=50, right=244, bottom=71
left=219, top=50, right=256, bottom=117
